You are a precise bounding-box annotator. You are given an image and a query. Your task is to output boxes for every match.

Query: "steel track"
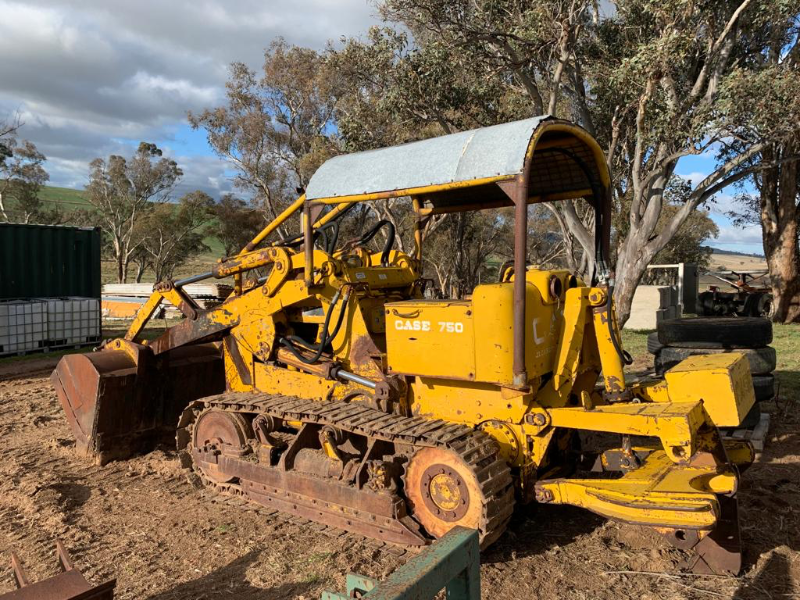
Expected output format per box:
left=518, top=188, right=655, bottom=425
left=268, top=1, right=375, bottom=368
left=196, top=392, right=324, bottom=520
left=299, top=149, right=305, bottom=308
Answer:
left=176, top=392, right=515, bottom=548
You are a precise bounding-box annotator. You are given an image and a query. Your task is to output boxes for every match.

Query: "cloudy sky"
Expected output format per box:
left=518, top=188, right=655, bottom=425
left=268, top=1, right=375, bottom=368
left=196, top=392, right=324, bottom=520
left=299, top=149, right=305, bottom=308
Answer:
left=674, top=155, right=763, bottom=256
left=0, top=0, right=762, bottom=255
left=0, top=0, right=380, bottom=198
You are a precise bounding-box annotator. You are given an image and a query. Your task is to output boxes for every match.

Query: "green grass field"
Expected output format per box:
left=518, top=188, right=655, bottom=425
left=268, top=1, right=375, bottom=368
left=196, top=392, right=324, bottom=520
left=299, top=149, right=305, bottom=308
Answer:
left=37, top=185, right=92, bottom=209
left=769, top=323, right=800, bottom=401
left=620, top=327, right=652, bottom=360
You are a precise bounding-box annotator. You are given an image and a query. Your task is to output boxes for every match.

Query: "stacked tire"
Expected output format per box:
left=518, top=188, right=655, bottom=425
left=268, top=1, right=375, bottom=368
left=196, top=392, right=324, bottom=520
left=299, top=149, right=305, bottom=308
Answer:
left=649, top=317, right=776, bottom=427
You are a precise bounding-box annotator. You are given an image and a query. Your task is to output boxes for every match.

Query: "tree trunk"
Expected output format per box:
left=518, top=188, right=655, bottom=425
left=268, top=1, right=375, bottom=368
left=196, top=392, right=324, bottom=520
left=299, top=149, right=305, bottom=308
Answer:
left=453, top=213, right=468, bottom=298
left=613, top=228, right=659, bottom=328
left=613, top=258, right=641, bottom=329
left=760, top=143, right=800, bottom=323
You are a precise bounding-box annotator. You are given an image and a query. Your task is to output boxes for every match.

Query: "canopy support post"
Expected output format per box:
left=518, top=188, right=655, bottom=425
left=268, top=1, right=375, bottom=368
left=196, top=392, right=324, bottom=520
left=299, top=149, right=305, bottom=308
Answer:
left=304, top=202, right=314, bottom=288
left=412, top=197, right=424, bottom=272
left=512, top=161, right=531, bottom=388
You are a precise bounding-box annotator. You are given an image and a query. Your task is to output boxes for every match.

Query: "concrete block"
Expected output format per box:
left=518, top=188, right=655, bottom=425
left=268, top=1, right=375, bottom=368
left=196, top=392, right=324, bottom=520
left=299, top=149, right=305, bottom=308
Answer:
left=656, top=306, right=678, bottom=324
left=626, top=285, right=674, bottom=329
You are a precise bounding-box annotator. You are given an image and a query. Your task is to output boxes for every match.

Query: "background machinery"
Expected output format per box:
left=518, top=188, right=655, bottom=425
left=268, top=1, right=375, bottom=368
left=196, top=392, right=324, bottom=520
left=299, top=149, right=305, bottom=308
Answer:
left=698, top=270, right=774, bottom=318
left=51, top=116, right=756, bottom=575
left=2, top=540, right=115, bottom=600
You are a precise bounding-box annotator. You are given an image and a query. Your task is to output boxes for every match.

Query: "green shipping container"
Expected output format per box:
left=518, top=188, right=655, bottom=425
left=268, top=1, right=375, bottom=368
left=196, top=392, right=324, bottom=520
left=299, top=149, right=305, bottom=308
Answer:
left=0, top=223, right=102, bottom=300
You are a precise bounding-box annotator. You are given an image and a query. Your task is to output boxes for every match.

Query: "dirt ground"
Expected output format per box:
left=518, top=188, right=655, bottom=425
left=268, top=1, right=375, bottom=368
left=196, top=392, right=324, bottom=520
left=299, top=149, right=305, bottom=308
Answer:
left=0, top=355, right=797, bottom=600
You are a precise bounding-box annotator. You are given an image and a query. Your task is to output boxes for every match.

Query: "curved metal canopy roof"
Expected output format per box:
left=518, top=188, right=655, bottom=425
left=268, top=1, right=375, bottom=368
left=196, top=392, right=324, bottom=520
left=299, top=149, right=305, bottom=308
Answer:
left=306, top=116, right=560, bottom=202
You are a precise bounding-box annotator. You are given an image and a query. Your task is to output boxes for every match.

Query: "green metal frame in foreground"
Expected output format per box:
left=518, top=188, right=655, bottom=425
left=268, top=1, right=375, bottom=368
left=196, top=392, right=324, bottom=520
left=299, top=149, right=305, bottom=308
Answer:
left=321, top=527, right=480, bottom=600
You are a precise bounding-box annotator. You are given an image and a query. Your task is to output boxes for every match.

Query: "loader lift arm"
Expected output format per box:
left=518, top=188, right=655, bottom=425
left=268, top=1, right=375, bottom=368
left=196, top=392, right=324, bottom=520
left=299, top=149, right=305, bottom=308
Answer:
left=122, top=198, right=353, bottom=350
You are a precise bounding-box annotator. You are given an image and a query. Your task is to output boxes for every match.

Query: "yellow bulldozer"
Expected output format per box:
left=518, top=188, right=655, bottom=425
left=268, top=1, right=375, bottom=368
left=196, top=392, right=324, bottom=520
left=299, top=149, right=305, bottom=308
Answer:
left=51, top=116, right=756, bottom=575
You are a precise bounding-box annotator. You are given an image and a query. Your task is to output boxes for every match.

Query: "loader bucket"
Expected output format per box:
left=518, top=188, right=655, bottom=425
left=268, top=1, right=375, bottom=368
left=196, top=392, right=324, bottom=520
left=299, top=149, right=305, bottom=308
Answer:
left=51, top=343, right=224, bottom=465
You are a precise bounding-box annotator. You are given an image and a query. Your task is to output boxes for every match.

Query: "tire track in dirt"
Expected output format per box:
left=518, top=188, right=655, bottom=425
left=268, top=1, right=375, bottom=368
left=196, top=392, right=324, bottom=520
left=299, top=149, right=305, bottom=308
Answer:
left=0, top=367, right=412, bottom=598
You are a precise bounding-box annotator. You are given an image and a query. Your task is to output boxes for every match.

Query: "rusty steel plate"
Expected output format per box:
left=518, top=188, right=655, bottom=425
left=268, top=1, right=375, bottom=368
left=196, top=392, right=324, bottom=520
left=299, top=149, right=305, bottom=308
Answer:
left=51, top=344, right=224, bottom=464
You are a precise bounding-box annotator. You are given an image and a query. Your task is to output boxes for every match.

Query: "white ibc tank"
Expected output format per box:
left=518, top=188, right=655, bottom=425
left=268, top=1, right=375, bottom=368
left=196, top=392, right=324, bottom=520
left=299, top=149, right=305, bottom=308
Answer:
left=43, top=297, right=101, bottom=345
left=0, top=299, right=47, bottom=355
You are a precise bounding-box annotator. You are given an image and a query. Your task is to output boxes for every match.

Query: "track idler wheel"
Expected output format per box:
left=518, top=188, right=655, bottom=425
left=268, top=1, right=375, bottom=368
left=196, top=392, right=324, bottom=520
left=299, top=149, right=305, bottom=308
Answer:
left=405, top=447, right=485, bottom=540
left=192, top=410, right=252, bottom=483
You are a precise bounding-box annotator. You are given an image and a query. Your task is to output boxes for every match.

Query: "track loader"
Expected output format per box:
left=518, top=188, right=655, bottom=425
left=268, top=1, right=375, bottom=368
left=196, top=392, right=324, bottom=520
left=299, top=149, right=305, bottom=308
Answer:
left=52, top=116, right=756, bottom=574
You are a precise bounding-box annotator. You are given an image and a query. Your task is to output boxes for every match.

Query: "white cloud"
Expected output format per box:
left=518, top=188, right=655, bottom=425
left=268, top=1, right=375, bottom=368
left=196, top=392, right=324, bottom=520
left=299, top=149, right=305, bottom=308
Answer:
left=0, top=0, right=381, bottom=191
left=46, top=151, right=238, bottom=199
left=45, top=157, right=95, bottom=190
left=172, top=155, right=238, bottom=197
left=675, top=170, right=750, bottom=217
left=675, top=166, right=762, bottom=253
left=678, top=171, right=709, bottom=187
left=96, top=72, right=222, bottom=121
left=706, top=193, right=743, bottom=216
left=711, top=222, right=764, bottom=247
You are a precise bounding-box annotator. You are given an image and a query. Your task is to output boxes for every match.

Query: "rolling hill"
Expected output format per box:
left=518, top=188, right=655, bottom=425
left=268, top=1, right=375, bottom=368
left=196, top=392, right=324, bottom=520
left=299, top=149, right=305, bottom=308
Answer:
left=37, top=185, right=91, bottom=209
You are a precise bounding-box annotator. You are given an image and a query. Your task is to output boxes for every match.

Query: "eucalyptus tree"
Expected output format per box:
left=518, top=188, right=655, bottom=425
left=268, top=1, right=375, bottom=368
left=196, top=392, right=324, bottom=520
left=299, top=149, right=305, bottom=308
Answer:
left=719, top=6, right=800, bottom=322
left=85, top=142, right=182, bottom=283
left=0, top=138, right=51, bottom=224
left=338, top=0, right=798, bottom=323
left=189, top=39, right=341, bottom=240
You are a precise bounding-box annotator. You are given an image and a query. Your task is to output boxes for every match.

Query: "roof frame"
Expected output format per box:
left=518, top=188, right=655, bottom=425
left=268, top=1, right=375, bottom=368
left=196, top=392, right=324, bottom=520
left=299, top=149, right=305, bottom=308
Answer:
left=300, top=117, right=612, bottom=390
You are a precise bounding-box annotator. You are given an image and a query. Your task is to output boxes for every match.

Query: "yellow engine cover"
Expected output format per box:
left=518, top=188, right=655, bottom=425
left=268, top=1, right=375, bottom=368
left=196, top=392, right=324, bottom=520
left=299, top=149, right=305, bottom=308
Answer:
left=664, top=353, right=756, bottom=427
left=385, top=299, right=476, bottom=381
left=385, top=271, right=568, bottom=385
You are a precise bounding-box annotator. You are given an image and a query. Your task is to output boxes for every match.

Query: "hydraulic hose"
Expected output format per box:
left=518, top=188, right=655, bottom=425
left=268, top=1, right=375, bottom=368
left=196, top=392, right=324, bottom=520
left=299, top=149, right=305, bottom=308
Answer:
left=322, top=288, right=351, bottom=345
left=319, top=228, right=329, bottom=254
left=278, top=288, right=351, bottom=364
left=606, top=285, right=633, bottom=365
left=301, top=220, right=340, bottom=255
left=321, top=221, right=340, bottom=254
left=279, top=335, right=324, bottom=365
left=284, top=289, right=350, bottom=352
left=279, top=288, right=341, bottom=364
left=276, top=204, right=355, bottom=249
left=276, top=210, right=392, bottom=264
left=357, top=220, right=395, bottom=267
